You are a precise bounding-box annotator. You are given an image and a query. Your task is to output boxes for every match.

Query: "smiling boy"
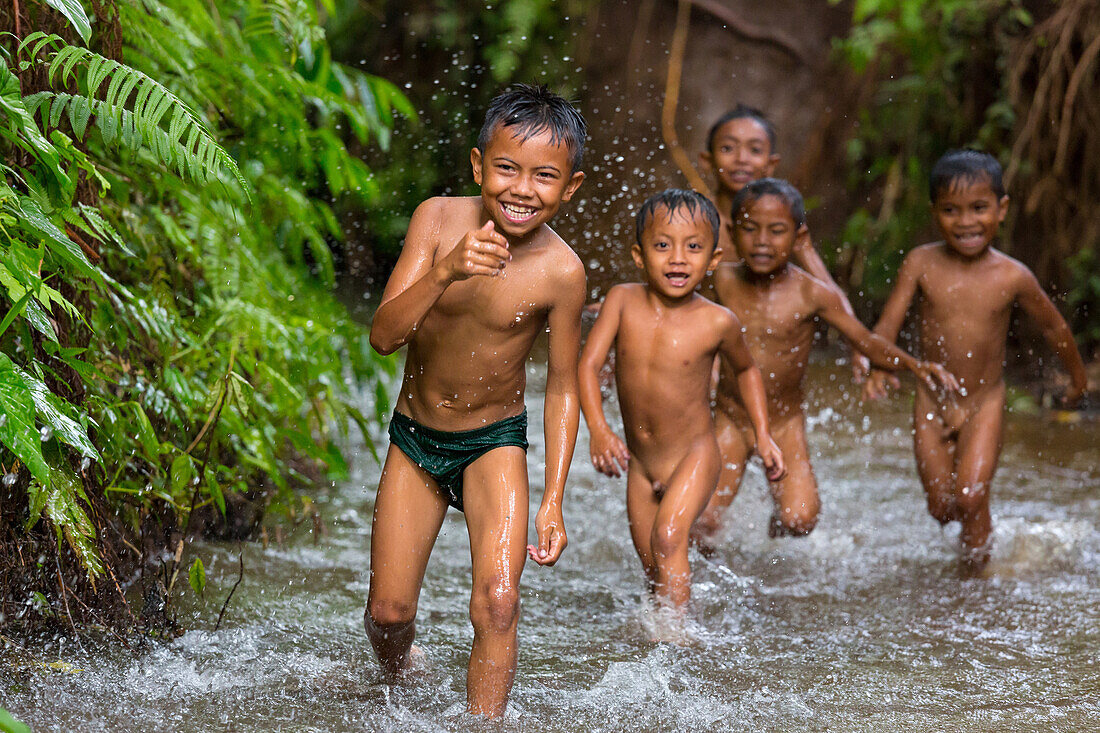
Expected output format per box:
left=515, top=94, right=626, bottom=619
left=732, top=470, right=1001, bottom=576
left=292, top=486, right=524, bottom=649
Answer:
left=863, top=150, right=1087, bottom=568
left=700, top=105, right=868, bottom=376
left=579, top=189, right=784, bottom=623
left=692, top=179, right=957, bottom=550
left=365, top=84, right=586, bottom=717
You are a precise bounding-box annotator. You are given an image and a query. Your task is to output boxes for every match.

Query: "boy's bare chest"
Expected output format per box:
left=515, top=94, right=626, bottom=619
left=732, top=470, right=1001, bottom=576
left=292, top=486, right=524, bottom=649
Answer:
left=617, top=310, right=716, bottom=373
left=431, top=269, right=548, bottom=333
left=727, top=287, right=814, bottom=345
left=919, top=270, right=1015, bottom=323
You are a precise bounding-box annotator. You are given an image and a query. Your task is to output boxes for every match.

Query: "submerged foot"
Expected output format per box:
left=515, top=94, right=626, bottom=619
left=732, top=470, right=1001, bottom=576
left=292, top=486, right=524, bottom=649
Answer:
left=959, top=538, right=992, bottom=576
left=398, top=644, right=428, bottom=678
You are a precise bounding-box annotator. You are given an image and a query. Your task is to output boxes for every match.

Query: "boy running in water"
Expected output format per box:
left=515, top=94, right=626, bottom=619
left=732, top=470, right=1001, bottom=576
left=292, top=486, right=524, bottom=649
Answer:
left=579, top=189, right=785, bottom=621
left=692, top=179, right=958, bottom=550
left=863, top=150, right=1087, bottom=568
left=366, top=84, right=586, bottom=717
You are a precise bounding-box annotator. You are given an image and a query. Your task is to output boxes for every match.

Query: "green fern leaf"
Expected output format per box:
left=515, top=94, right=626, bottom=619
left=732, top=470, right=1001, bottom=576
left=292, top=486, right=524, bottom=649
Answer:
left=68, top=96, right=92, bottom=138
left=41, top=0, right=93, bottom=43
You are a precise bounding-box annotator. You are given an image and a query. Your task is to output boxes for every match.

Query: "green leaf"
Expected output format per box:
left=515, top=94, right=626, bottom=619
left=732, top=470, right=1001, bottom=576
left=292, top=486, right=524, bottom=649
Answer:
left=170, top=452, right=194, bottom=497
left=0, top=353, right=51, bottom=485
left=42, top=462, right=103, bottom=577
left=12, top=362, right=99, bottom=461
left=188, top=556, right=206, bottom=597
left=0, top=290, right=33, bottom=339
left=123, top=401, right=161, bottom=463
left=0, top=705, right=34, bottom=733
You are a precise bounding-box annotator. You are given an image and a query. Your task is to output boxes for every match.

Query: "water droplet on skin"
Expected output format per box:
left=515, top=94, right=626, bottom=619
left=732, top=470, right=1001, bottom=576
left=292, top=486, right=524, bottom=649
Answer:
left=925, top=413, right=935, bottom=421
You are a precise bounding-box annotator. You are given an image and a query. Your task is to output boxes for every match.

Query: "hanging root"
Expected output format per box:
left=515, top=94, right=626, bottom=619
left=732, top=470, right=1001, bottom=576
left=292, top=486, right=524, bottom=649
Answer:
left=1004, top=0, right=1100, bottom=290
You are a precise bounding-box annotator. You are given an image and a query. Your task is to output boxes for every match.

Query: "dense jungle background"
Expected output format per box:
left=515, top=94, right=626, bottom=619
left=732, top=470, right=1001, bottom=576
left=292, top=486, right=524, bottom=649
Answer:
left=0, top=0, right=1097, bottom=674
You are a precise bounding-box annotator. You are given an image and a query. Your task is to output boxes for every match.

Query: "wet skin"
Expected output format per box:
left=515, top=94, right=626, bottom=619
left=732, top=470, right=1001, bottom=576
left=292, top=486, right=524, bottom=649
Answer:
left=864, top=178, right=1087, bottom=565
left=579, top=206, right=785, bottom=613
left=697, top=116, right=867, bottom=376
left=367, top=126, right=585, bottom=717
left=694, top=195, right=958, bottom=548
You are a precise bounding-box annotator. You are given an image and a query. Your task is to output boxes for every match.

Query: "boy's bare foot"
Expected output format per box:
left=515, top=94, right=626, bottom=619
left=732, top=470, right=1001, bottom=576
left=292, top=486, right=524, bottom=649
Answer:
left=394, top=645, right=428, bottom=680
left=959, top=538, right=992, bottom=575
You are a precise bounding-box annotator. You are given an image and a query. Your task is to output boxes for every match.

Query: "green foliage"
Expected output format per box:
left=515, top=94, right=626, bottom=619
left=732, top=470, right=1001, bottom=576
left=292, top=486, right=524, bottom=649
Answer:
left=0, top=706, right=33, bottom=733
left=188, top=556, right=206, bottom=597
left=1066, top=248, right=1100, bottom=353
left=827, top=0, right=1030, bottom=300
left=0, top=0, right=409, bottom=598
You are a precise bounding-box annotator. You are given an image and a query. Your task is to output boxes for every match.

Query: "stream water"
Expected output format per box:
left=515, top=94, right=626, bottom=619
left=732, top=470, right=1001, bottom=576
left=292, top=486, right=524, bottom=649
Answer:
left=3, top=360, right=1098, bottom=732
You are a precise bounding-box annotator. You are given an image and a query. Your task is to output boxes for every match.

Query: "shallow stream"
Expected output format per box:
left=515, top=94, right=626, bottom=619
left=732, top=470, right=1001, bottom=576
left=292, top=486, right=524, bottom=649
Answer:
left=4, top=361, right=1099, bottom=731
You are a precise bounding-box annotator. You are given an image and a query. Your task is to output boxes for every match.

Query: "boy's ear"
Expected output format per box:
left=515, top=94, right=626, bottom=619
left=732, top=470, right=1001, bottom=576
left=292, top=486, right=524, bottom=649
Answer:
left=708, top=246, right=723, bottom=272
left=997, top=195, right=1009, bottom=223
left=561, top=170, right=585, bottom=202
left=630, top=243, right=645, bottom=270
left=764, top=152, right=780, bottom=177
left=470, top=147, right=484, bottom=185
left=794, top=223, right=810, bottom=249
left=698, top=151, right=714, bottom=174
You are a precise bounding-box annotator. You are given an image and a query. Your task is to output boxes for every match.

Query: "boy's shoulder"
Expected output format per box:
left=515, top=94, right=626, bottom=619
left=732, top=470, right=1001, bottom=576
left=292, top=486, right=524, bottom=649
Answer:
left=414, top=194, right=480, bottom=220
left=691, top=292, right=742, bottom=332
left=606, top=282, right=646, bottom=306
left=909, top=242, right=1029, bottom=279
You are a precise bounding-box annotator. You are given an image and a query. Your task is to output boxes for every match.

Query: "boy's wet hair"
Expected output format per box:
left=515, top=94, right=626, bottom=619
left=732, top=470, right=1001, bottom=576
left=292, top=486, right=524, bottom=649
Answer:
left=929, top=149, right=1006, bottom=201
left=706, top=104, right=777, bottom=154
left=635, top=189, right=721, bottom=248
left=476, top=83, right=587, bottom=172
left=730, top=178, right=806, bottom=228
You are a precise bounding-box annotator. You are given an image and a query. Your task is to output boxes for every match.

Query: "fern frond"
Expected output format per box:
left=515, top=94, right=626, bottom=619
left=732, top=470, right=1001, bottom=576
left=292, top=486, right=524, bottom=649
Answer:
left=17, top=33, right=251, bottom=199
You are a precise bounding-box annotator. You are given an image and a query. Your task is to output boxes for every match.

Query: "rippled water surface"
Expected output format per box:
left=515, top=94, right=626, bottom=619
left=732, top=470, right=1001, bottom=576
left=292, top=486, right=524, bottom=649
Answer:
left=4, top=362, right=1099, bottom=731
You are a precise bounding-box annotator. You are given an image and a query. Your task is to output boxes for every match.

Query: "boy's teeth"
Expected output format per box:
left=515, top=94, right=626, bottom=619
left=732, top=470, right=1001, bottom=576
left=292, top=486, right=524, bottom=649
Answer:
left=503, top=204, right=535, bottom=217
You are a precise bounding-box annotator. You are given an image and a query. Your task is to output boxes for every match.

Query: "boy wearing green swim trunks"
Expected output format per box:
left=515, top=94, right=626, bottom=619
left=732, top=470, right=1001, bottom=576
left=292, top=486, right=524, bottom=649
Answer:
left=366, top=84, right=586, bottom=718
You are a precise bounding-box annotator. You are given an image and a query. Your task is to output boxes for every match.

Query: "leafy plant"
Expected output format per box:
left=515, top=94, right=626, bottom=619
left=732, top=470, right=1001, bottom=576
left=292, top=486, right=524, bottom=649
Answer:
left=1, top=0, right=410, bottom=626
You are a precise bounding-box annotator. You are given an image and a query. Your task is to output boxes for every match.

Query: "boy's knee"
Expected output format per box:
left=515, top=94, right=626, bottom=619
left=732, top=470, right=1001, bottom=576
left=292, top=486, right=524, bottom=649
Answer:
left=470, top=580, right=520, bottom=635
left=652, top=522, right=689, bottom=559
left=775, top=501, right=819, bottom=536
left=926, top=495, right=956, bottom=524
left=366, top=596, right=416, bottom=631
left=955, top=482, right=989, bottom=518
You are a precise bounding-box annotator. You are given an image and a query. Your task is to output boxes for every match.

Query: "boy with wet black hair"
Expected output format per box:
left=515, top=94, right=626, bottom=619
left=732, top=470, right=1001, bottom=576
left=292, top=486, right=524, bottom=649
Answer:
left=699, top=104, right=870, bottom=379
left=863, top=149, right=1087, bottom=569
left=693, top=178, right=957, bottom=550
left=366, top=83, right=586, bottom=717
left=579, top=189, right=784, bottom=625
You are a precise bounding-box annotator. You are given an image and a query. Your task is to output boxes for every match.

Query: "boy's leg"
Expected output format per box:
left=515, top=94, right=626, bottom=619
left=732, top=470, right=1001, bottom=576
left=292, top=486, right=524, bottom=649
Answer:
left=913, top=390, right=959, bottom=525
left=461, top=446, right=530, bottom=718
left=952, top=388, right=1004, bottom=560
left=366, top=444, right=449, bottom=678
left=768, top=414, right=820, bottom=537
left=691, top=411, right=751, bottom=550
left=626, top=463, right=660, bottom=591
left=650, top=442, right=721, bottom=608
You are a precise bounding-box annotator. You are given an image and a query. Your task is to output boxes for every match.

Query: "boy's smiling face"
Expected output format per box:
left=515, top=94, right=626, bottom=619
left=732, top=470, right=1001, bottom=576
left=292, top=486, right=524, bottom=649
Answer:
left=732, top=194, right=803, bottom=277
left=932, top=177, right=1008, bottom=259
left=471, top=125, right=584, bottom=240
left=632, top=206, right=722, bottom=299
left=701, top=117, right=779, bottom=196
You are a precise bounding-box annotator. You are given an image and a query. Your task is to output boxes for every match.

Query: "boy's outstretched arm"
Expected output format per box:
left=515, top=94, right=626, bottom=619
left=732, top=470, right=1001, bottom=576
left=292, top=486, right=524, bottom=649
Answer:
left=1016, top=268, right=1089, bottom=406
left=528, top=259, right=586, bottom=567
left=717, top=314, right=786, bottom=481
left=815, top=283, right=959, bottom=395
left=792, top=229, right=870, bottom=381
left=370, top=200, right=510, bottom=354
left=578, top=287, right=630, bottom=478
left=862, top=251, right=922, bottom=400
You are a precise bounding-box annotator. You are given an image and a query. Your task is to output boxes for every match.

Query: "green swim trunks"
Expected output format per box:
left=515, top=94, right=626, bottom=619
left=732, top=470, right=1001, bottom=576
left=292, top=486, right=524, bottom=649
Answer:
left=387, top=410, right=529, bottom=512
